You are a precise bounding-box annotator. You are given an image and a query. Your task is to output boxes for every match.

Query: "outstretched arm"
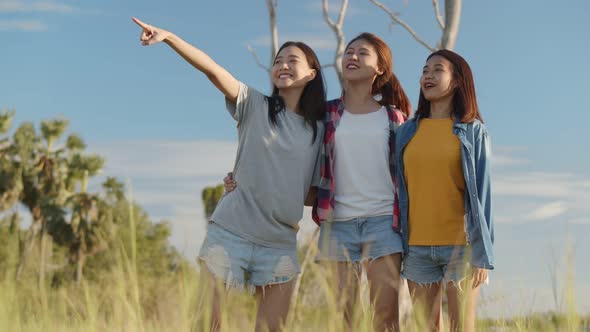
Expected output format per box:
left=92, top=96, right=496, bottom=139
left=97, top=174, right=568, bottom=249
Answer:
left=132, top=17, right=240, bottom=103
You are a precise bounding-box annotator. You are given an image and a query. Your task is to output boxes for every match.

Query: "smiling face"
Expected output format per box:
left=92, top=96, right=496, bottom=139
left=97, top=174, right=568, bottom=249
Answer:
left=341, top=38, right=383, bottom=82
left=271, top=45, right=317, bottom=90
left=420, top=55, right=456, bottom=102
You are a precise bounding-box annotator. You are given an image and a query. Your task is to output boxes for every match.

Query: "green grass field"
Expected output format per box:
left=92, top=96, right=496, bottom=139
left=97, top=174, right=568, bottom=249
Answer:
left=1, top=240, right=587, bottom=332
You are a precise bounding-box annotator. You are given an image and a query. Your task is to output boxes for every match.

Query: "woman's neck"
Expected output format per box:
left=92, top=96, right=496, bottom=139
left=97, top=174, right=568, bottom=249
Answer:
left=279, top=87, right=304, bottom=113
left=344, top=80, right=380, bottom=114
left=429, top=97, right=453, bottom=119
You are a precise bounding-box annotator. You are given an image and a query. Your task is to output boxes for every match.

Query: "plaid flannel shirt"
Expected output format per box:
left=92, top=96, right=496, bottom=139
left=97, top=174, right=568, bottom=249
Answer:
left=312, top=98, right=407, bottom=231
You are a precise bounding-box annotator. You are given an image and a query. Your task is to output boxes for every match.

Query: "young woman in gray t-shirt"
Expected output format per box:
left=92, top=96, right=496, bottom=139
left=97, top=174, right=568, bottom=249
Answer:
left=133, top=17, right=326, bottom=332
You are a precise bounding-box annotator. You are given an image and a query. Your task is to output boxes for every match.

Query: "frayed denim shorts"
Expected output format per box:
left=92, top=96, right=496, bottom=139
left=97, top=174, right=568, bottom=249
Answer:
left=198, top=221, right=300, bottom=290
left=401, top=245, right=470, bottom=285
left=316, top=214, right=403, bottom=263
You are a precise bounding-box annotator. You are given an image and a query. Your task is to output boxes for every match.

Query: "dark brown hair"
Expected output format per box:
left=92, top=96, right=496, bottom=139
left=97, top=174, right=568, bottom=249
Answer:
left=267, top=41, right=327, bottom=143
left=416, top=49, right=483, bottom=123
left=345, top=33, right=411, bottom=118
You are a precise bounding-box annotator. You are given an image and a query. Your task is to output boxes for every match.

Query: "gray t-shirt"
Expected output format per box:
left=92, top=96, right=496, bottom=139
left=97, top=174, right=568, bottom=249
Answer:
left=210, top=82, right=324, bottom=249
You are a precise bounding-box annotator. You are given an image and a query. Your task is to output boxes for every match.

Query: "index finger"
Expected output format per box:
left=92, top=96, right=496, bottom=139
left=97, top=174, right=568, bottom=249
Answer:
left=132, top=17, right=149, bottom=29
left=472, top=270, right=480, bottom=288
left=472, top=277, right=478, bottom=289
left=473, top=270, right=484, bottom=288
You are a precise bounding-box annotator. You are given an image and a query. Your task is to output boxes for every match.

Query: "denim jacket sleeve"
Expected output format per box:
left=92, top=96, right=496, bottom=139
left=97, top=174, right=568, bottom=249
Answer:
left=471, top=123, right=495, bottom=269
left=476, top=126, right=493, bottom=243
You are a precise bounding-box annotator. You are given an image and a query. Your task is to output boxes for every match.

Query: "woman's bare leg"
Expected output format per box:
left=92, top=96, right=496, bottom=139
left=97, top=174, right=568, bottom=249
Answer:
left=366, top=254, right=402, bottom=332
left=446, top=280, right=481, bottom=332
left=255, top=279, right=296, bottom=332
left=408, top=280, right=443, bottom=332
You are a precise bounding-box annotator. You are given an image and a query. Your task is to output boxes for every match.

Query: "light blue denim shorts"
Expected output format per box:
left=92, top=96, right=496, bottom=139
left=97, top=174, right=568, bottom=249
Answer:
left=401, top=245, right=470, bottom=284
left=317, top=215, right=404, bottom=263
left=198, top=221, right=300, bottom=290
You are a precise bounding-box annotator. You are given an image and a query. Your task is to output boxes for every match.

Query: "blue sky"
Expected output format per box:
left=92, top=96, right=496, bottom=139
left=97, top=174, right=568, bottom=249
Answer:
left=2, top=0, right=589, bottom=317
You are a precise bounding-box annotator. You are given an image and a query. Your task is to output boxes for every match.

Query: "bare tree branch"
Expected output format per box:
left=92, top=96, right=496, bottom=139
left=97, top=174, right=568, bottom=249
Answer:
left=369, top=0, right=436, bottom=52
left=247, top=0, right=277, bottom=78
left=266, top=0, right=279, bottom=63
left=322, top=0, right=348, bottom=86
left=247, top=45, right=270, bottom=72
left=432, top=0, right=445, bottom=30
left=440, top=0, right=461, bottom=50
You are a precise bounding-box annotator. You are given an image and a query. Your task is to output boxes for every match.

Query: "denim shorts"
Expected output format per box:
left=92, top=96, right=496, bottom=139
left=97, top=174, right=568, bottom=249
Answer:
left=401, top=245, right=470, bottom=284
left=317, top=215, right=403, bottom=263
left=198, top=221, right=300, bottom=290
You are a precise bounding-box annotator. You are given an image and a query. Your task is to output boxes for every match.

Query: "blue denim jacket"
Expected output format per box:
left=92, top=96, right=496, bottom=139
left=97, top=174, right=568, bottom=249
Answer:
left=395, top=115, right=494, bottom=269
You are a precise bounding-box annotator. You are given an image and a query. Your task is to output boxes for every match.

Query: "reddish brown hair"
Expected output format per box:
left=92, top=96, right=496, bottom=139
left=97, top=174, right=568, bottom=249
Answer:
left=416, top=49, right=483, bottom=123
left=346, top=33, right=411, bottom=118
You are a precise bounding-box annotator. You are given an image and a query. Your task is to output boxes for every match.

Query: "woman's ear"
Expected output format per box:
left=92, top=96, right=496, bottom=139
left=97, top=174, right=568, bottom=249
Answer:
left=308, top=69, right=317, bottom=81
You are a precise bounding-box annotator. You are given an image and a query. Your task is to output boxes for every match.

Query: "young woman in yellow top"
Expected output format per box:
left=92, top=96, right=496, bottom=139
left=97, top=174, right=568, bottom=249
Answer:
left=396, top=50, right=494, bottom=332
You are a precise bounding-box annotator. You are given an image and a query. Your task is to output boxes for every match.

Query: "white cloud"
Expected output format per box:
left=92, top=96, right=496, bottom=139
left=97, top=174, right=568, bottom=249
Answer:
left=493, top=171, right=590, bottom=224
left=494, top=172, right=590, bottom=205
left=524, top=201, right=568, bottom=221
left=493, top=200, right=568, bottom=224
left=494, top=146, right=528, bottom=153
left=90, top=140, right=238, bottom=179
left=0, top=19, right=47, bottom=31
left=492, top=154, right=529, bottom=167
left=491, top=146, right=590, bottom=224
left=493, top=167, right=590, bottom=199
left=86, top=139, right=239, bottom=257
left=492, top=146, right=529, bottom=166
left=494, top=173, right=573, bottom=198
left=0, top=0, right=75, bottom=13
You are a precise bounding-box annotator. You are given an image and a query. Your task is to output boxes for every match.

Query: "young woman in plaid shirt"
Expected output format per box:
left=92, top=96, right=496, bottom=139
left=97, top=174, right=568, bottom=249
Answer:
left=312, top=33, right=411, bottom=332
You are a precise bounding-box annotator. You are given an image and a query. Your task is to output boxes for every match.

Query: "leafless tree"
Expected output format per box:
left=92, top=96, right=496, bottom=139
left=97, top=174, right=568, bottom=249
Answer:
left=369, top=0, right=462, bottom=51
left=321, top=0, right=348, bottom=86
left=247, top=0, right=279, bottom=77
left=248, top=0, right=350, bottom=88
left=248, top=0, right=462, bottom=86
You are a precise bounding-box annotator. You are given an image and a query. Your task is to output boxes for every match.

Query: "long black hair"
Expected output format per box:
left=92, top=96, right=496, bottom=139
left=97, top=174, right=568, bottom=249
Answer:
left=267, top=41, right=327, bottom=142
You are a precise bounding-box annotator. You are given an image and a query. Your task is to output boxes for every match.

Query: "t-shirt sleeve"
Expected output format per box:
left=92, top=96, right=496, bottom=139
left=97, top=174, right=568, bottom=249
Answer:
left=225, top=82, right=266, bottom=124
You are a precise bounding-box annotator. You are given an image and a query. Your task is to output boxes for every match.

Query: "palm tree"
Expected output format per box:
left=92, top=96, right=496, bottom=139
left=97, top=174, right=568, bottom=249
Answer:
left=0, top=110, right=22, bottom=211
left=65, top=152, right=109, bottom=283
left=102, top=176, right=125, bottom=204
left=201, top=185, right=224, bottom=221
